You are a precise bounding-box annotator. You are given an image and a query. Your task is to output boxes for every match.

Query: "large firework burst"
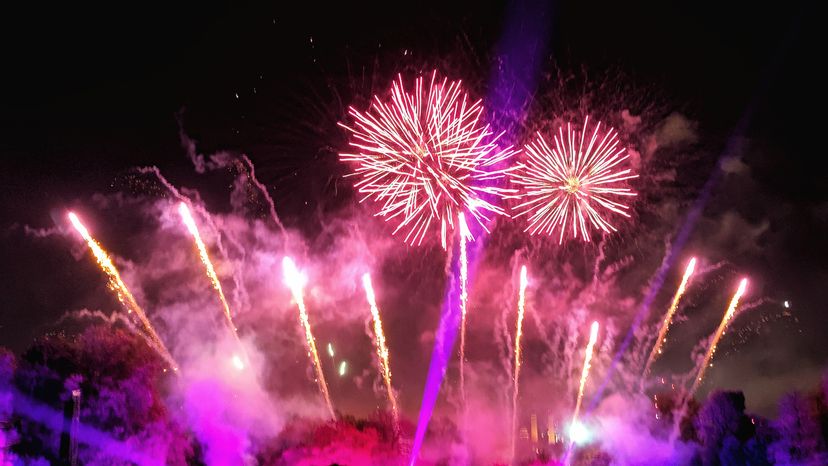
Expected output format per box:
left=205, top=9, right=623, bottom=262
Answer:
left=339, top=72, right=516, bottom=248
left=511, top=117, right=638, bottom=243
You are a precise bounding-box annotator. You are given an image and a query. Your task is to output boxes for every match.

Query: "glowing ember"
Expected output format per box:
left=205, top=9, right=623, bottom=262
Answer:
left=231, top=354, right=245, bottom=371
left=362, top=273, right=400, bottom=423
left=572, top=321, right=600, bottom=426
left=568, top=421, right=591, bottom=445
left=282, top=257, right=335, bottom=418
left=67, top=212, right=177, bottom=371
left=690, top=278, right=749, bottom=395
left=339, top=71, right=516, bottom=248
left=510, top=265, right=528, bottom=460
left=642, top=257, right=697, bottom=378
left=511, top=117, right=638, bottom=243
left=178, top=203, right=242, bottom=346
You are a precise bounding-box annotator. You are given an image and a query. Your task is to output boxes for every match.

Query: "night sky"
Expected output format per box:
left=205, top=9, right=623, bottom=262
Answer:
left=0, top=1, right=824, bottom=419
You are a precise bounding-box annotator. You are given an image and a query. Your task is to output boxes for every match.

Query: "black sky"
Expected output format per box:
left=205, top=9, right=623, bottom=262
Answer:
left=0, top=1, right=824, bottom=416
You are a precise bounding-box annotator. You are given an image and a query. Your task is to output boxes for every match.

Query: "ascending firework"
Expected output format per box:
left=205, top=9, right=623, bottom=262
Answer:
left=511, top=117, right=638, bottom=243
left=642, top=257, right=697, bottom=379
left=67, top=212, right=177, bottom=370
left=457, top=213, right=471, bottom=401
left=362, top=273, right=400, bottom=423
left=572, top=321, right=600, bottom=426
left=510, top=265, right=528, bottom=460
left=282, top=257, right=335, bottom=418
left=178, top=203, right=244, bottom=360
left=689, top=278, right=748, bottom=396
left=339, top=71, right=517, bottom=249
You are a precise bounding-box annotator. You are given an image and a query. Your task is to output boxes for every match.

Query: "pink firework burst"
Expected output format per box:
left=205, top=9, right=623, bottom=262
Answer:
left=511, top=117, right=638, bottom=243
left=339, top=72, right=516, bottom=248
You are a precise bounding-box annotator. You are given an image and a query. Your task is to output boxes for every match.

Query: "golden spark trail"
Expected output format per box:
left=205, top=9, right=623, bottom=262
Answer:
left=642, top=257, right=697, bottom=379
left=282, top=257, right=335, bottom=419
left=458, top=213, right=471, bottom=402
left=689, top=278, right=748, bottom=396
left=362, top=273, right=400, bottom=423
left=510, top=265, right=528, bottom=461
left=67, top=212, right=177, bottom=370
left=178, top=203, right=242, bottom=346
left=572, top=321, right=600, bottom=426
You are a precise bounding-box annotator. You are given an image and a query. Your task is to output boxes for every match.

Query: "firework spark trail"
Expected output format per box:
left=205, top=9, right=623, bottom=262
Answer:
left=457, top=213, right=471, bottom=403
left=511, top=117, right=638, bottom=243
left=67, top=212, right=177, bottom=370
left=689, top=278, right=748, bottom=396
left=641, top=257, right=697, bottom=380
left=339, top=71, right=517, bottom=249
left=362, top=273, right=400, bottom=424
left=572, top=321, right=600, bottom=426
left=178, top=203, right=244, bottom=356
left=140, top=166, right=252, bottom=313
left=510, top=265, right=528, bottom=461
left=282, top=257, right=335, bottom=419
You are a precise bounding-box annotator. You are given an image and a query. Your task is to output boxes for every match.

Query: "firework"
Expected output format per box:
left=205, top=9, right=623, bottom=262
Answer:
left=572, top=321, right=600, bottom=426
left=690, top=278, right=748, bottom=395
left=67, top=212, right=177, bottom=370
left=282, top=257, right=335, bottom=418
left=178, top=203, right=243, bottom=346
left=642, top=257, right=697, bottom=379
left=510, top=265, right=528, bottom=460
left=511, top=117, right=638, bottom=243
left=457, top=213, right=471, bottom=402
left=339, top=71, right=516, bottom=249
left=362, top=273, right=400, bottom=423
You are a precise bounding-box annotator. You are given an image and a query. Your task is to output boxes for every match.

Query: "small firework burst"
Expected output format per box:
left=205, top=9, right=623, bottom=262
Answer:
left=339, top=71, right=516, bottom=248
left=511, top=117, right=637, bottom=243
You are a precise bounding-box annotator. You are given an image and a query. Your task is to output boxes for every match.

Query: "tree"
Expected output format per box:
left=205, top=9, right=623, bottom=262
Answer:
left=693, top=391, right=757, bottom=466
left=1, top=348, right=17, bottom=466
left=12, top=326, right=194, bottom=465
left=769, top=392, right=828, bottom=465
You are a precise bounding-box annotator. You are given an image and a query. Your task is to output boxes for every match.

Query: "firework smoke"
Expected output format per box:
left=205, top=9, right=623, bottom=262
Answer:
left=511, top=117, right=638, bottom=243
left=361, top=273, right=400, bottom=424
left=282, top=256, right=335, bottom=419
left=689, top=278, right=748, bottom=396
left=572, top=321, right=600, bottom=426
left=641, top=257, right=697, bottom=380
left=510, top=265, right=528, bottom=461
left=339, top=71, right=517, bottom=249
left=67, top=212, right=177, bottom=370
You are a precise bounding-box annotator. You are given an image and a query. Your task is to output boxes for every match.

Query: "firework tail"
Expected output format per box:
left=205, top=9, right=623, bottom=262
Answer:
left=282, top=257, right=335, bottom=419
left=67, top=212, right=177, bottom=371
left=641, top=257, right=697, bottom=382
left=458, top=213, right=471, bottom=406
left=178, top=202, right=246, bottom=364
left=689, top=278, right=748, bottom=396
left=572, top=321, right=600, bottom=426
left=668, top=278, right=750, bottom=445
left=510, top=265, right=528, bottom=461
left=362, top=273, right=400, bottom=425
